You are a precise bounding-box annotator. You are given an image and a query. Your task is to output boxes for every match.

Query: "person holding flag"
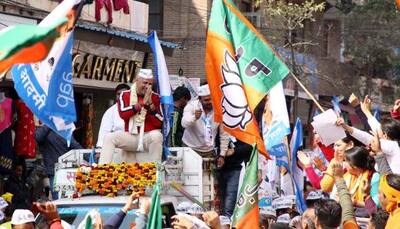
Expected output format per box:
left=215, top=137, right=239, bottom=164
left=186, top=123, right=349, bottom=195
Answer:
left=99, top=69, right=163, bottom=164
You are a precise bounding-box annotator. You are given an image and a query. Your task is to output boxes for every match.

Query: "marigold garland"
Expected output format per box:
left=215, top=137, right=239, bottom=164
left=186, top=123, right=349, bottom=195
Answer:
left=75, top=162, right=156, bottom=197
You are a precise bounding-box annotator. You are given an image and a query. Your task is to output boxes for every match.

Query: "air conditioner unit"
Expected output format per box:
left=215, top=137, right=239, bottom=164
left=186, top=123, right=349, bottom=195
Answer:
left=243, top=12, right=262, bottom=28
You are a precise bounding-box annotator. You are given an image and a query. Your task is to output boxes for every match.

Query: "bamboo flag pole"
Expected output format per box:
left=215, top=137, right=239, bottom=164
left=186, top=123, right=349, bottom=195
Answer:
left=289, top=72, right=325, bottom=113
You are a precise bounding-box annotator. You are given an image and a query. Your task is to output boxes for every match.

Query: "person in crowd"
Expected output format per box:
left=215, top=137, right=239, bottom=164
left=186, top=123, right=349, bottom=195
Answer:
left=390, top=99, right=400, bottom=120
left=378, top=174, right=400, bottom=228
left=10, top=209, right=35, bottom=229
left=338, top=117, right=400, bottom=174
left=0, top=204, right=14, bottom=229
left=99, top=69, right=163, bottom=164
left=96, top=83, right=130, bottom=148
left=305, top=191, right=323, bottom=208
left=4, top=159, right=32, bottom=210
left=181, top=84, right=229, bottom=157
left=298, top=135, right=356, bottom=190
left=170, top=86, right=191, bottom=147
left=331, top=162, right=359, bottom=229
left=35, top=125, right=82, bottom=200
left=217, top=139, right=251, bottom=221
left=367, top=210, right=389, bottom=229
left=34, top=202, right=64, bottom=229
left=313, top=199, right=342, bottom=229
left=103, top=192, right=141, bottom=229
left=321, top=146, right=374, bottom=208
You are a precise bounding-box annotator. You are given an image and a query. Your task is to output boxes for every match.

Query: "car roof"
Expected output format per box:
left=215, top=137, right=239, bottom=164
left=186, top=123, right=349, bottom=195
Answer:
left=54, top=195, right=178, bottom=207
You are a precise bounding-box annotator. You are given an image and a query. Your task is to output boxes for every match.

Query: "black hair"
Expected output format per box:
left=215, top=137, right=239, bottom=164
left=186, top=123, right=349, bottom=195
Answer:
left=344, top=146, right=375, bottom=171
left=341, top=134, right=363, bottom=147
left=387, top=174, right=400, bottom=191
left=306, top=199, right=320, bottom=208
left=314, top=199, right=342, bottom=229
left=270, top=223, right=291, bottom=229
left=173, top=86, right=191, bottom=101
left=370, top=209, right=389, bottom=229
left=381, top=119, right=400, bottom=142
left=115, top=84, right=130, bottom=93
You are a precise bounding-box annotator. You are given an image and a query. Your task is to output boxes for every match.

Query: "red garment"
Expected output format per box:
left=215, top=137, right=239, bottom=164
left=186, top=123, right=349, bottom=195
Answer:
left=95, top=0, right=113, bottom=23
left=391, top=108, right=400, bottom=120
left=305, top=167, right=322, bottom=189
left=14, top=100, right=36, bottom=158
left=317, top=142, right=334, bottom=162
left=113, top=0, right=129, bottom=14
left=0, top=98, right=13, bottom=133
left=391, top=99, right=400, bottom=120
left=118, top=90, right=162, bottom=133
left=49, top=220, right=63, bottom=229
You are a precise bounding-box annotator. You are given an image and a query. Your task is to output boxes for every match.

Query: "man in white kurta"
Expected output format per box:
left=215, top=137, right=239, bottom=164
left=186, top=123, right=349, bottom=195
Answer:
left=181, top=84, right=229, bottom=157
left=96, top=84, right=130, bottom=148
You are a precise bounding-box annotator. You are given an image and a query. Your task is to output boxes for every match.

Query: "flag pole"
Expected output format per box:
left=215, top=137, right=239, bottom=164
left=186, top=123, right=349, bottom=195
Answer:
left=289, top=72, right=325, bottom=113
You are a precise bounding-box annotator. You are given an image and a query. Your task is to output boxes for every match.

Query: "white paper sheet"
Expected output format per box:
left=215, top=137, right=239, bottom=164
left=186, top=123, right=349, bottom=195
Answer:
left=311, top=109, right=347, bottom=145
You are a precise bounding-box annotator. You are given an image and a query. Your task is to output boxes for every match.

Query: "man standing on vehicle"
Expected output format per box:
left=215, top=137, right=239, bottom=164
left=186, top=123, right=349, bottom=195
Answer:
left=96, top=83, right=130, bottom=148
left=99, top=69, right=163, bottom=164
left=181, top=84, right=229, bottom=158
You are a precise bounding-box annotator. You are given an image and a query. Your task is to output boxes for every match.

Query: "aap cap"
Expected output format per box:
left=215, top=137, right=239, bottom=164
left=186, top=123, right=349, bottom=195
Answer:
left=137, top=69, right=153, bottom=79
left=197, top=84, right=210, bottom=97
left=276, top=213, right=291, bottom=224
left=306, top=191, right=323, bottom=200
left=11, top=209, right=35, bottom=225
left=260, top=206, right=276, bottom=217
left=272, top=197, right=293, bottom=210
left=176, top=202, right=192, bottom=214
left=188, top=203, right=204, bottom=215
left=219, top=215, right=231, bottom=225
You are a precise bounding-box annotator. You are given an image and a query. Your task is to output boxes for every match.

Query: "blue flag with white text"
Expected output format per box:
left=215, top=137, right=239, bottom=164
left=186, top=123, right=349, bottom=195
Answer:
left=148, top=31, right=174, bottom=160
left=331, top=96, right=341, bottom=114
left=289, top=117, right=307, bottom=213
left=11, top=31, right=76, bottom=144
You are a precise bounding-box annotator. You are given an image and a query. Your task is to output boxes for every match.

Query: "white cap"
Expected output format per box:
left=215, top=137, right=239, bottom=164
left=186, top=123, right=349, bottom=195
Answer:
left=272, top=197, right=293, bottom=210
left=197, top=84, right=210, bottom=96
left=260, top=206, right=276, bottom=217
left=0, top=197, right=8, bottom=210
left=276, top=213, right=291, bottom=224
left=137, top=69, right=153, bottom=79
left=187, top=203, right=204, bottom=215
left=219, top=215, right=231, bottom=225
left=176, top=202, right=192, bottom=214
left=306, top=191, right=323, bottom=200
left=11, top=209, right=35, bottom=225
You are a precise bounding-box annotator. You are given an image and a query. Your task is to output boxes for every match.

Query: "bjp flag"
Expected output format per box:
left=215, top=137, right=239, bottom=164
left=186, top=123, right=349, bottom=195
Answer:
left=205, top=0, right=289, bottom=159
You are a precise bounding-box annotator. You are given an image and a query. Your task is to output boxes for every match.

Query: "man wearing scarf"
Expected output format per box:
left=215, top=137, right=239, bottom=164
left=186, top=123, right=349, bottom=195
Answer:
left=99, top=69, right=163, bottom=164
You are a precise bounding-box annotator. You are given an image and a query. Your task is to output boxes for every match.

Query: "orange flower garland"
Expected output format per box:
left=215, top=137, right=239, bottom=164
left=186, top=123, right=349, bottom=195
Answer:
left=75, top=162, right=156, bottom=197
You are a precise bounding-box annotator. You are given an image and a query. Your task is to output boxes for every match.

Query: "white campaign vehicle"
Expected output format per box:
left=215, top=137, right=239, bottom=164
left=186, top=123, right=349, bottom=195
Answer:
left=49, top=147, right=215, bottom=227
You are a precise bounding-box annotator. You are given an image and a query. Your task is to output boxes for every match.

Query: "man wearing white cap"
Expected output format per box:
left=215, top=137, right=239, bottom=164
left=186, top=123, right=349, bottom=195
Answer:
left=10, top=209, right=35, bottom=229
left=99, top=69, right=163, bottom=164
left=181, top=84, right=229, bottom=157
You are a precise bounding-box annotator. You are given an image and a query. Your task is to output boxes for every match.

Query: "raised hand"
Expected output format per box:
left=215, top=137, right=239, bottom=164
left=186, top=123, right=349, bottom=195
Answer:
left=202, top=211, right=222, bottom=229
left=360, top=95, right=372, bottom=117
left=297, top=151, right=312, bottom=168
left=348, top=93, right=360, bottom=107
left=331, top=162, right=344, bottom=178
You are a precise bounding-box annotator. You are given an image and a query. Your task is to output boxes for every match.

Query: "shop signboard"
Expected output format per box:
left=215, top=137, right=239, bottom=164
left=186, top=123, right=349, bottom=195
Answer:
left=72, top=53, right=142, bottom=84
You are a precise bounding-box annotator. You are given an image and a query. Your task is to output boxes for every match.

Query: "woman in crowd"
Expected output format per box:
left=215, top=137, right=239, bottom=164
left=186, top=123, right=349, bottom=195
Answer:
left=378, top=174, right=400, bottom=228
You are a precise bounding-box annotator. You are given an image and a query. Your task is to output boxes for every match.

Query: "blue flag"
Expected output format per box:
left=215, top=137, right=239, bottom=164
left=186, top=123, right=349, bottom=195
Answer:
left=373, top=107, right=381, bottom=122
left=11, top=31, right=76, bottom=144
left=148, top=31, right=174, bottom=160
left=331, top=96, right=341, bottom=114
left=289, top=117, right=307, bottom=213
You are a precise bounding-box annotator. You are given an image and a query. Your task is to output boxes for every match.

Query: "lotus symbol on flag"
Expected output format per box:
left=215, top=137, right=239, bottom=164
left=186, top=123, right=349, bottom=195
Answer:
left=221, top=50, right=252, bottom=129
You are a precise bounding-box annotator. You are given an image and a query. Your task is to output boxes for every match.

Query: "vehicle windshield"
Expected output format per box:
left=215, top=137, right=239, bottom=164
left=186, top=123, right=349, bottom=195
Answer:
left=57, top=204, right=137, bottom=228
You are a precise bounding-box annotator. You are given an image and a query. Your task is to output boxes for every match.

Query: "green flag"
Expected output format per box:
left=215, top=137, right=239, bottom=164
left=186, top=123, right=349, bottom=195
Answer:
left=231, top=146, right=259, bottom=229
left=146, top=174, right=162, bottom=229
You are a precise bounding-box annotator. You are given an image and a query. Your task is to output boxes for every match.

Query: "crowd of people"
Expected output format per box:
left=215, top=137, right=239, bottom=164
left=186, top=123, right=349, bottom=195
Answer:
left=1, top=67, right=400, bottom=229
